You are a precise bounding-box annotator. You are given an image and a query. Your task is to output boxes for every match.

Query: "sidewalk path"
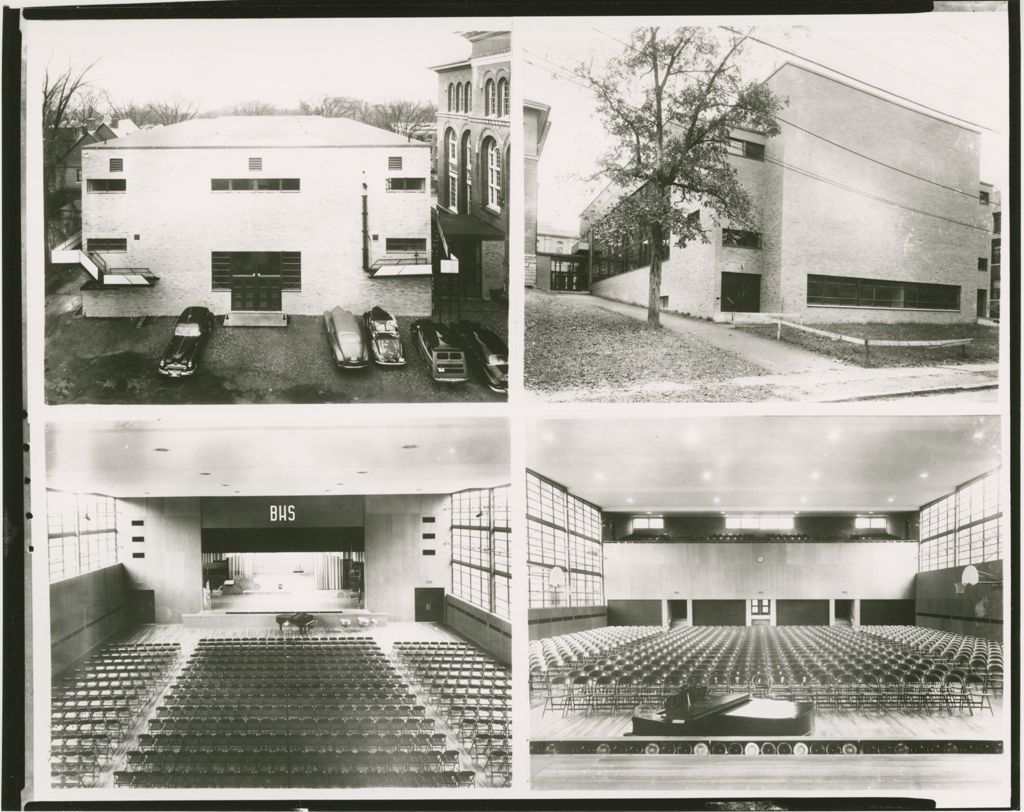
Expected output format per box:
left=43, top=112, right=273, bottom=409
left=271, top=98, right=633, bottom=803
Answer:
left=580, top=296, right=846, bottom=374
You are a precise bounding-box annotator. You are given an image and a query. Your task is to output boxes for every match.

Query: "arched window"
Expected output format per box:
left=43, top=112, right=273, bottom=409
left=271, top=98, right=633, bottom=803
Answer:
left=454, top=83, right=461, bottom=113
left=446, top=129, right=458, bottom=211
left=484, top=137, right=501, bottom=210
left=497, top=78, right=509, bottom=118
left=485, top=79, right=495, bottom=117
left=447, top=84, right=453, bottom=112
left=463, top=83, right=472, bottom=114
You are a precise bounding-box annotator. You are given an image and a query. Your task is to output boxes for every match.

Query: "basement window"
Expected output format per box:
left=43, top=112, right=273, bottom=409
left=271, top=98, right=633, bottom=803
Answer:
left=86, top=238, right=127, bottom=252
left=386, top=177, right=426, bottom=192
left=385, top=238, right=427, bottom=252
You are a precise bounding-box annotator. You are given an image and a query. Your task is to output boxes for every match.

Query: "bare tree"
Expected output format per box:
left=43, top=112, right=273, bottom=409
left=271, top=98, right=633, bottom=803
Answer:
left=298, top=95, right=370, bottom=119
left=106, top=98, right=198, bottom=127
left=578, top=27, right=783, bottom=327
left=363, top=99, right=437, bottom=140
left=230, top=100, right=281, bottom=116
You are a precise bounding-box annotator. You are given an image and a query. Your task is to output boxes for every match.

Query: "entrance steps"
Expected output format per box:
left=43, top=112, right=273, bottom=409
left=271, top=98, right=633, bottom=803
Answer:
left=223, top=311, right=289, bottom=328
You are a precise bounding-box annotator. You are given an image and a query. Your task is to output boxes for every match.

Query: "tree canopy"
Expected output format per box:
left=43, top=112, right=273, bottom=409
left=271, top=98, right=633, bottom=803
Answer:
left=578, top=27, right=784, bottom=326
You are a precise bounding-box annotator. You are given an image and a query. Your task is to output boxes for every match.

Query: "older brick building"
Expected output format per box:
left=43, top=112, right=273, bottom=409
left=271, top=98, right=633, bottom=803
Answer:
left=580, top=62, right=993, bottom=324
left=53, top=116, right=434, bottom=319
left=432, top=31, right=511, bottom=300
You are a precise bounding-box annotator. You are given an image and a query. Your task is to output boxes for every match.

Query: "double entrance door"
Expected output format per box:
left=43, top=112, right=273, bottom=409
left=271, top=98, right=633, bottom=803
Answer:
left=230, top=252, right=283, bottom=311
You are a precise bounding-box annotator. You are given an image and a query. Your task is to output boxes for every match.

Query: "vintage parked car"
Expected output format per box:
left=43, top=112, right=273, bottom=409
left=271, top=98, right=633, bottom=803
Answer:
left=455, top=321, right=508, bottom=394
left=410, top=319, right=468, bottom=383
left=362, top=306, right=406, bottom=366
left=323, top=307, right=370, bottom=369
left=157, top=306, right=215, bottom=377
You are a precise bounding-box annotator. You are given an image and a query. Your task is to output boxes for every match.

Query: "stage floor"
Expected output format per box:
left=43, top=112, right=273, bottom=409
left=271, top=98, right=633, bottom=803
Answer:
left=530, top=696, right=1005, bottom=740
left=209, top=588, right=361, bottom=613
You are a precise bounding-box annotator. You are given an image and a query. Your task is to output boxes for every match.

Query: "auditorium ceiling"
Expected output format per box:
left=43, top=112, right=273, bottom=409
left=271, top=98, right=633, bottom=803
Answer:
left=46, top=417, right=510, bottom=497
left=528, top=415, right=1001, bottom=513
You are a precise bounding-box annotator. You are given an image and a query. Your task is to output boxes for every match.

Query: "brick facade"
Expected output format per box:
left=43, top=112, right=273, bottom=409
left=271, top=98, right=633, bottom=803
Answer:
left=79, top=128, right=432, bottom=317
left=585, top=63, right=992, bottom=324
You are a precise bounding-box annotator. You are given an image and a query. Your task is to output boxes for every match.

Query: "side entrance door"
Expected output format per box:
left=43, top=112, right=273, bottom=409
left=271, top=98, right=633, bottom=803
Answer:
left=414, top=587, right=446, bottom=622
left=977, top=288, right=988, bottom=318
left=450, top=239, right=482, bottom=298
left=720, top=272, right=762, bottom=313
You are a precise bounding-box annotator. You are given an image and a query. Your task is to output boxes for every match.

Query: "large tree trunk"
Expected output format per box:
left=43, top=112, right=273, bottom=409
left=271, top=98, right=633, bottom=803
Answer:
left=647, top=221, right=663, bottom=328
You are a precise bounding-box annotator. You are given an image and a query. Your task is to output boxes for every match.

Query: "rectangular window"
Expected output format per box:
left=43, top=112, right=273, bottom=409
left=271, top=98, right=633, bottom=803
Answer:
left=385, top=177, right=426, bottom=192
left=527, top=470, right=603, bottom=609
left=722, top=229, right=762, bottom=249
left=86, top=238, right=127, bottom=252
left=211, top=251, right=301, bottom=291
left=249, top=157, right=262, bottom=171
left=992, top=212, right=1001, bottom=234
left=807, top=274, right=960, bottom=311
left=108, top=158, right=123, bottom=172
left=855, top=516, right=887, bottom=530
left=388, top=156, right=403, bottom=170
left=725, top=515, right=795, bottom=531
left=728, top=138, right=765, bottom=161
left=86, top=178, right=126, bottom=193
left=385, top=238, right=427, bottom=252
left=211, top=178, right=299, bottom=191
left=992, top=240, right=1001, bottom=267
left=978, top=257, right=988, bottom=272
left=979, top=190, right=990, bottom=204
left=632, top=517, right=664, bottom=530
left=421, top=549, right=436, bottom=556
left=750, top=599, right=771, bottom=615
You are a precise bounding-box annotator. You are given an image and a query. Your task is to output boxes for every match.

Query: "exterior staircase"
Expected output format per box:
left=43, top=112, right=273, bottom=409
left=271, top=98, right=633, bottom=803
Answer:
left=223, top=312, right=289, bottom=328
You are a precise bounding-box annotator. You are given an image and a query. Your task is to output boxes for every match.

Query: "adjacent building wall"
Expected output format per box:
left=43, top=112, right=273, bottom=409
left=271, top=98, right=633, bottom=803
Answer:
left=80, top=142, right=432, bottom=317
left=50, top=564, right=128, bottom=674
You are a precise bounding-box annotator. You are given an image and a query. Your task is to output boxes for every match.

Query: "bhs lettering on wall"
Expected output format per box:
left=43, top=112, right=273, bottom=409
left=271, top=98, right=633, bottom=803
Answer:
left=270, top=505, right=296, bottom=522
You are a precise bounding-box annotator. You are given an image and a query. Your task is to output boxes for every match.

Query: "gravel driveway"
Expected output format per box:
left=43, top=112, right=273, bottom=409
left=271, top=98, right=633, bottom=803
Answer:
left=45, top=308, right=508, bottom=404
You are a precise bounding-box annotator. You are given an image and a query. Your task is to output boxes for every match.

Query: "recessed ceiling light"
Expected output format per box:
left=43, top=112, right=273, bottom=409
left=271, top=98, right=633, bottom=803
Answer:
left=887, top=496, right=895, bottom=503
left=401, top=444, right=418, bottom=450
left=594, top=472, right=605, bottom=480
left=234, top=491, right=240, bottom=494
left=221, top=484, right=229, bottom=487
left=920, top=472, right=929, bottom=479
left=154, top=448, right=169, bottom=452
left=713, top=496, right=721, bottom=504
left=357, top=471, right=368, bottom=475
left=701, top=471, right=712, bottom=481
left=626, top=497, right=635, bottom=504
left=973, top=431, right=985, bottom=440
left=199, top=472, right=211, bottom=476
left=827, top=430, right=841, bottom=442
left=682, top=428, right=700, bottom=446
left=336, top=483, right=345, bottom=486
left=810, top=471, right=821, bottom=480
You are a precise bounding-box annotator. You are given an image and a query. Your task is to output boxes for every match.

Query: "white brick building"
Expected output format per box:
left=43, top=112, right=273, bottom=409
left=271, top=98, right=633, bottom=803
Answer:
left=580, top=62, right=994, bottom=324
left=56, top=116, right=434, bottom=318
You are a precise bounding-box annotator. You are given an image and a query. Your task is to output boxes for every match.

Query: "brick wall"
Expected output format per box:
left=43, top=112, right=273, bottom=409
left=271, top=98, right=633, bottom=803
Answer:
left=79, top=142, right=432, bottom=316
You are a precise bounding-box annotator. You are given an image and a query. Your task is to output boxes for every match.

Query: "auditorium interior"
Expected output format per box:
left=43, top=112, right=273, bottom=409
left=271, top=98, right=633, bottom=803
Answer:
left=526, top=415, right=1009, bottom=804
left=40, top=416, right=512, bottom=792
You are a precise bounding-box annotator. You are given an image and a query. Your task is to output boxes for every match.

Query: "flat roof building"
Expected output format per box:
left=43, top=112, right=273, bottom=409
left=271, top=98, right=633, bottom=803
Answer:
left=580, top=63, right=993, bottom=324
left=53, top=116, right=434, bottom=319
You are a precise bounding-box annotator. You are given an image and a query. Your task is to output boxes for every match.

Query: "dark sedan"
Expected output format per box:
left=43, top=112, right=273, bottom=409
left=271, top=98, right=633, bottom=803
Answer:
left=455, top=321, right=508, bottom=394
left=158, top=306, right=215, bottom=377
left=323, top=307, right=370, bottom=369
left=362, top=306, right=406, bottom=367
left=411, top=319, right=467, bottom=383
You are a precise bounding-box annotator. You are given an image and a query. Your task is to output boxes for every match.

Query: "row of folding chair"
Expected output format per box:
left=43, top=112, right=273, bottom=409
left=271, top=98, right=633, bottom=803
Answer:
left=113, top=769, right=477, bottom=788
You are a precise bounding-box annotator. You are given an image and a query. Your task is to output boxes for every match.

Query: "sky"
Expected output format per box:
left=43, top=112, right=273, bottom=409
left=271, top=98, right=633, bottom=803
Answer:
left=25, top=18, right=496, bottom=112
left=521, top=10, right=1010, bottom=233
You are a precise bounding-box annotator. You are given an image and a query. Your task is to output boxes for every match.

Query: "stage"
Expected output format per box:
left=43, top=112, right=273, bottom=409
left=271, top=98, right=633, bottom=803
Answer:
left=183, top=609, right=388, bottom=629
left=209, top=587, right=361, bottom=613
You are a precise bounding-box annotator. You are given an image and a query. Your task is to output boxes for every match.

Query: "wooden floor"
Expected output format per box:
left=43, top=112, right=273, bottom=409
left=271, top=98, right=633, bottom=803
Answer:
left=530, top=752, right=1011, bottom=804
left=530, top=697, right=1004, bottom=740
left=56, top=622, right=506, bottom=789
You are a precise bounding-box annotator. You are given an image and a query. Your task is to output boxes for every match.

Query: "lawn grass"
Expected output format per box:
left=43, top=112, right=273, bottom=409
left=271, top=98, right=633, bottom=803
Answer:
left=741, top=321, right=999, bottom=368
left=525, top=290, right=767, bottom=397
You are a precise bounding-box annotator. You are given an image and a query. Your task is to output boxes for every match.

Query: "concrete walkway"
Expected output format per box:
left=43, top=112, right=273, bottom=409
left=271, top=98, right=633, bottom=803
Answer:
left=579, top=295, right=845, bottom=374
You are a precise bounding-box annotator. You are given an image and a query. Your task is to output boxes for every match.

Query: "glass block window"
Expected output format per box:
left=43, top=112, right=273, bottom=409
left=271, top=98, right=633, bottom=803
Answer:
left=526, top=470, right=604, bottom=608
left=450, top=484, right=510, bottom=619
left=47, top=490, right=119, bottom=582
left=919, top=469, right=1002, bottom=572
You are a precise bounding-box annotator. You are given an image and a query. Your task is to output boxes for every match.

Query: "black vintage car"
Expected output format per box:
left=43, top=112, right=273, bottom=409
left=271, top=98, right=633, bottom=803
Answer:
left=158, top=306, right=215, bottom=377
left=455, top=321, right=508, bottom=394
left=362, top=306, right=406, bottom=367
left=410, top=319, right=467, bottom=383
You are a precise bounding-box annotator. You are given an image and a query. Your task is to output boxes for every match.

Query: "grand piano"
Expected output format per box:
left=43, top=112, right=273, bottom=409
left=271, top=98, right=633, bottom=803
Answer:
left=275, top=612, right=317, bottom=635
left=632, top=688, right=814, bottom=737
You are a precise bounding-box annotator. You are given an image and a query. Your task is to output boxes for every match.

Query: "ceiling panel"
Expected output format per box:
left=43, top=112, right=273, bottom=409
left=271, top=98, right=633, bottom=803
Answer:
left=527, top=415, right=1001, bottom=512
